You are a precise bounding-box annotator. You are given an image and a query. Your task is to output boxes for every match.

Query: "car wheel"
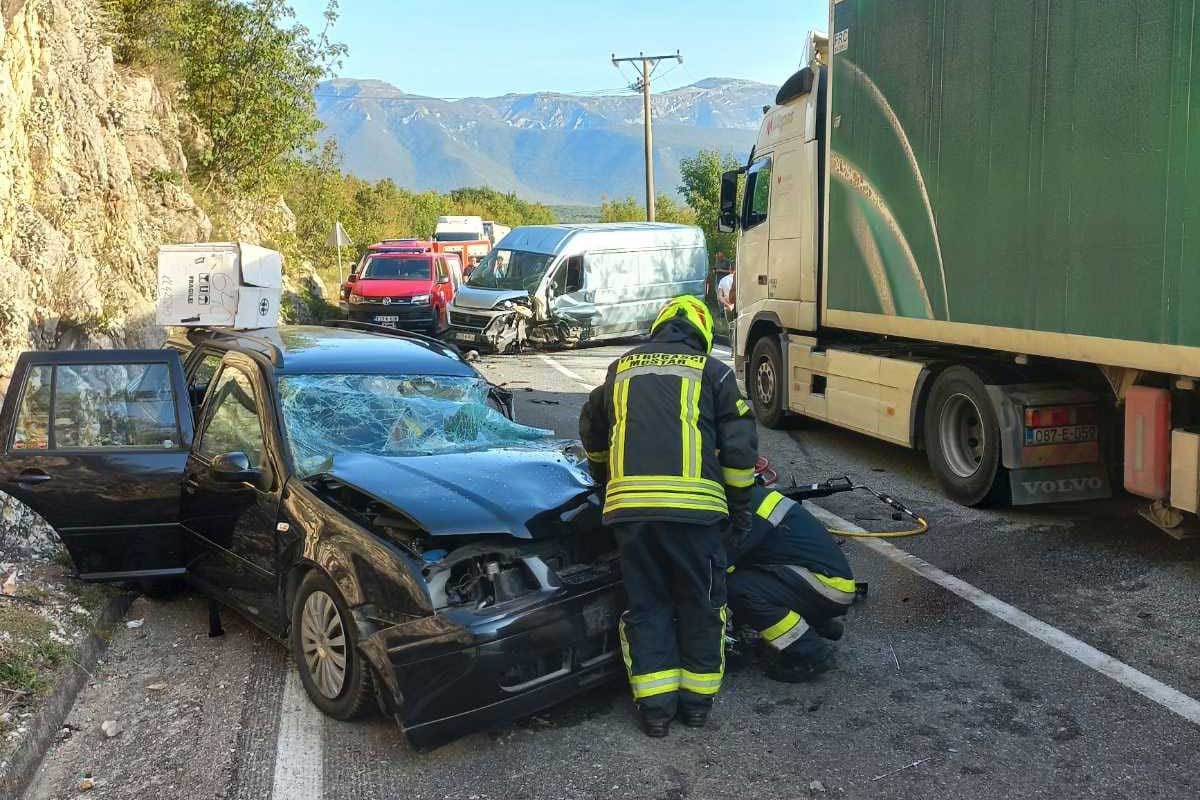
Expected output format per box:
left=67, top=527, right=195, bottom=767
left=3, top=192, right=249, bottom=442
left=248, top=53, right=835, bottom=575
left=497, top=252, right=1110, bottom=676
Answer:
left=750, top=336, right=786, bottom=428
left=290, top=571, right=375, bottom=720
left=924, top=366, right=1008, bottom=507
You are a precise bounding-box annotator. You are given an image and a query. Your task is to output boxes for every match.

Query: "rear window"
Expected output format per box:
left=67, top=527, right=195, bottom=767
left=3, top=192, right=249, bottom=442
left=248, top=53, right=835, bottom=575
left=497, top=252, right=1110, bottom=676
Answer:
left=361, top=256, right=432, bottom=280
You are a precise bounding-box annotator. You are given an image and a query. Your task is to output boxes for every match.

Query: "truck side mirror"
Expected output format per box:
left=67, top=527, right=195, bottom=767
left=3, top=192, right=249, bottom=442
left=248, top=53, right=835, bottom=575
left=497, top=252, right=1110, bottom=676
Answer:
left=718, top=169, right=743, bottom=233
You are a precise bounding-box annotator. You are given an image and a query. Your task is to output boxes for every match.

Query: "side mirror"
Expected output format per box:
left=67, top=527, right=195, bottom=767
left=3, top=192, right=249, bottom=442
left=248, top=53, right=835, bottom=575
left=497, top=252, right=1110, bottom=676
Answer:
left=211, top=451, right=261, bottom=485
left=437, top=276, right=451, bottom=285
left=718, top=168, right=743, bottom=233
left=347, top=273, right=358, bottom=283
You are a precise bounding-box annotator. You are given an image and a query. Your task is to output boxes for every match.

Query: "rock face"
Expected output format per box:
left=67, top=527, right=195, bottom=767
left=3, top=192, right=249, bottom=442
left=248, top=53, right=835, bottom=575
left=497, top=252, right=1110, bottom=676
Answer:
left=0, top=0, right=212, bottom=395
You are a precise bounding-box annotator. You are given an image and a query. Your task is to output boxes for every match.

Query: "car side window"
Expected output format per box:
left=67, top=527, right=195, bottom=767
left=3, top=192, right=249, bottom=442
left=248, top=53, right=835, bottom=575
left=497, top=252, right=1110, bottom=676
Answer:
left=743, top=155, right=772, bottom=229
left=562, top=256, right=583, bottom=294
left=436, top=259, right=448, bottom=281
left=188, top=353, right=223, bottom=406
left=13, top=363, right=180, bottom=450
left=196, top=367, right=265, bottom=467
left=13, top=365, right=52, bottom=450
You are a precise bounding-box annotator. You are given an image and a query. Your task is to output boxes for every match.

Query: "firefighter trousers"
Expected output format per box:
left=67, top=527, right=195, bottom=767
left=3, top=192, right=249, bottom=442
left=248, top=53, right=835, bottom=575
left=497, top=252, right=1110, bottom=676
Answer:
left=727, top=564, right=853, bottom=661
left=613, top=521, right=727, bottom=718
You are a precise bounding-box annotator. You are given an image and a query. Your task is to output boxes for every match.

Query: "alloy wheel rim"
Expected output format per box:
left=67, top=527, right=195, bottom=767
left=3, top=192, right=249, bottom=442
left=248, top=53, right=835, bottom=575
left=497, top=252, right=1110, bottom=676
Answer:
left=756, top=358, right=776, bottom=408
left=940, top=393, right=986, bottom=478
left=301, top=590, right=348, bottom=699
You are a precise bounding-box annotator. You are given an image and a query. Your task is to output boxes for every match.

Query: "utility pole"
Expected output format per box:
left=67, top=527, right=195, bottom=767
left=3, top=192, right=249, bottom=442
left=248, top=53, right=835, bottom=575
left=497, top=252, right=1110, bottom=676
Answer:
left=612, top=50, right=681, bottom=222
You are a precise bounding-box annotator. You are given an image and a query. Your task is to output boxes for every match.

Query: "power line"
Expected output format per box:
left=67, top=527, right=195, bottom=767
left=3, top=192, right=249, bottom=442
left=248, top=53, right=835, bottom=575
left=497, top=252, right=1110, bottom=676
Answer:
left=610, top=50, right=682, bottom=222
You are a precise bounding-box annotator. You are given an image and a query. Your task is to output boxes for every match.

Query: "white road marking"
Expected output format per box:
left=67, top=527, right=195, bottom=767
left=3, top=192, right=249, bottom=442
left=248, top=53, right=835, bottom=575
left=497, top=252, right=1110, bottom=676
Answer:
left=805, top=503, right=1200, bottom=727
left=538, top=354, right=597, bottom=390
left=271, top=668, right=324, bottom=800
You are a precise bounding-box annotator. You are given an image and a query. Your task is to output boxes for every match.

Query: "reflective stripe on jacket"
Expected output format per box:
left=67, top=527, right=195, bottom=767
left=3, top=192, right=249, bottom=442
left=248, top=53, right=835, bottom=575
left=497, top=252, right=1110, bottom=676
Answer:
left=579, top=320, right=758, bottom=525
left=727, top=486, right=855, bottom=583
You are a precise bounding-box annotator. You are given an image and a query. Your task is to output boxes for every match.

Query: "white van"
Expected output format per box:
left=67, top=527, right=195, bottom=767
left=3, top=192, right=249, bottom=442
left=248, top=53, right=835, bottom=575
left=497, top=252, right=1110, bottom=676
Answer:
left=447, top=223, right=709, bottom=352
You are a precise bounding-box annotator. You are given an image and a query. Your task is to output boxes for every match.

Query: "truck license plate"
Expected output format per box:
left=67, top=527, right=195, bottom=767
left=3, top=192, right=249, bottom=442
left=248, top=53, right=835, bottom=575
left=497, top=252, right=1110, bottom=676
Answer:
left=1024, top=425, right=1098, bottom=446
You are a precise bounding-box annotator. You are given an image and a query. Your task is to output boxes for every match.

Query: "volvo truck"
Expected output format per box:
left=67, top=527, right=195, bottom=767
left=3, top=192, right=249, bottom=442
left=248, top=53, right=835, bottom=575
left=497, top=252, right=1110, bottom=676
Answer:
left=724, top=7, right=1200, bottom=534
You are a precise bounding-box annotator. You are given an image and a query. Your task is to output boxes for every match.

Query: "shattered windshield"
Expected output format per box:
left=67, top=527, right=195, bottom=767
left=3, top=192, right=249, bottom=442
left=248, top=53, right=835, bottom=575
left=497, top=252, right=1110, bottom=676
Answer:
left=278, top=374, right=554, bottom=477
left=466, top=249, right=554, bottom=291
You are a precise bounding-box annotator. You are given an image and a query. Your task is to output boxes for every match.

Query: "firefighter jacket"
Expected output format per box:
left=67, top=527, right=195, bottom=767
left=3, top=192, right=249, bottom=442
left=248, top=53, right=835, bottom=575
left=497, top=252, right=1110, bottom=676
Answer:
left=728, top=486, right=854, bottom=585
left=579, top=318, right=758, bottom=526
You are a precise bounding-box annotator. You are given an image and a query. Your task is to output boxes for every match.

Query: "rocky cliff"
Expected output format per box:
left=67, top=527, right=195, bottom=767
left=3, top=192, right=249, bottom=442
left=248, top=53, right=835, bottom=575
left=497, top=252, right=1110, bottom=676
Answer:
left=0, top=0, right=213, bottom=394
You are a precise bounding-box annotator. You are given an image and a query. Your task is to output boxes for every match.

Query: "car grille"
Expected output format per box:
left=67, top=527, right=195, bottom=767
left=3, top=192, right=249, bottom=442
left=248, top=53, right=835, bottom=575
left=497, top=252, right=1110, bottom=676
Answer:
left=451, top=311, right=492, bottom=330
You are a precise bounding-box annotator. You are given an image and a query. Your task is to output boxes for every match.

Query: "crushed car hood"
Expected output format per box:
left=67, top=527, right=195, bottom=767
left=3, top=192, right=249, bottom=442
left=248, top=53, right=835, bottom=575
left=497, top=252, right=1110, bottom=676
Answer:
left=318, top=446, right=598, bottom=539
left=453, top=286, right=529, bottom=310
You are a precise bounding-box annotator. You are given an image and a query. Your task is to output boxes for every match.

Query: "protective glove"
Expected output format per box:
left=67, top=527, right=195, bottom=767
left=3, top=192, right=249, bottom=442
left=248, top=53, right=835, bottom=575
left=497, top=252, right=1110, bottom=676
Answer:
left=726, top=506, right=753, bottom=557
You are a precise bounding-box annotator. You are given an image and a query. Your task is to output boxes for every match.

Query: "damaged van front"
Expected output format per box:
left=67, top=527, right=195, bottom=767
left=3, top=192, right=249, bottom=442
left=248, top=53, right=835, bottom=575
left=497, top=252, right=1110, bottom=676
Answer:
left=447, top=223, right=708, bottom=353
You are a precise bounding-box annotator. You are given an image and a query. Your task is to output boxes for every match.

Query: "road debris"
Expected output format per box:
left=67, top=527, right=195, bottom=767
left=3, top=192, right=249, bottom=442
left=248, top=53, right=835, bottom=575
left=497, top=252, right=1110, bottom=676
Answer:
left=100, top=719, right=121, bottom=739
left=126, top=618, right=145, bottom=629
left=78, top=776, right=95, bottom=791
left=146, top=682, right=168, bottom=692
left=808, top=779, right=827, bottom=793
left=871, top=756, right=933, bottom=782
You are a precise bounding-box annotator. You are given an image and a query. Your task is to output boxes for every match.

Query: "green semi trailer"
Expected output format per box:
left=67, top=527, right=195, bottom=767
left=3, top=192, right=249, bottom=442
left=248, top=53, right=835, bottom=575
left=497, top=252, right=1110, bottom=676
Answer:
left=723, top=3, right=1200, bottom=530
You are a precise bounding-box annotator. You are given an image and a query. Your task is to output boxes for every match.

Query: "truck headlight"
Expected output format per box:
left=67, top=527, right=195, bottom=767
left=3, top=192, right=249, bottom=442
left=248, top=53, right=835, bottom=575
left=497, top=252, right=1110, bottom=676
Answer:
left=410, top=294, right=431, bottom=305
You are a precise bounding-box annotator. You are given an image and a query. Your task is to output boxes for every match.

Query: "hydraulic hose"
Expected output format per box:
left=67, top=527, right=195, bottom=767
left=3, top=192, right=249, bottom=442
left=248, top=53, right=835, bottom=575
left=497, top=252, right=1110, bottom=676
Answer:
left=822, top=486, right=928, bottom=539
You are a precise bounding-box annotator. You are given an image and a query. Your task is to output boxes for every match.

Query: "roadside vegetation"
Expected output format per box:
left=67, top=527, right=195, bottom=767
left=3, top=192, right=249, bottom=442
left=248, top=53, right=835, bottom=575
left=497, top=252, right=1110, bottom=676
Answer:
left=100, top=1, right=739, bottom=298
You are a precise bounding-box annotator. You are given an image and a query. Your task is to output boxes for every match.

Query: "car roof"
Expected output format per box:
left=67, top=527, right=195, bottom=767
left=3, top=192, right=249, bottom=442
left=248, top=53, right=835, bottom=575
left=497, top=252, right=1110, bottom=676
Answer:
left=173, top=325, right=476, bottom=377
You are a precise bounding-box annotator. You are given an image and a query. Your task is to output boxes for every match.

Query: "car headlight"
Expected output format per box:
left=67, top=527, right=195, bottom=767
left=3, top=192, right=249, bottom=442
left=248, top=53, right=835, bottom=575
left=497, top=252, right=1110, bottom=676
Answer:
left=410, top=294, right=431, bottom=305
left=348, top=294, right=365, bottom=305
left=501, top=300, right=514, bottom=310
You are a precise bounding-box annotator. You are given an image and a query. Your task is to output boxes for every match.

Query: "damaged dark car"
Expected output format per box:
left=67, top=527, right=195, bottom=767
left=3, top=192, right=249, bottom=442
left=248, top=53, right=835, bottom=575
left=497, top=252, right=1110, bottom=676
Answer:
left=0, top=324, right=623, bottom=747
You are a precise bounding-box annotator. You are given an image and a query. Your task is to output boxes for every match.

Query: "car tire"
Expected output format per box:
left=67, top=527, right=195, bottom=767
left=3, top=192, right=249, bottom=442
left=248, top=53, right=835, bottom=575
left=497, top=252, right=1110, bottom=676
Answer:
left=924, top=366, right=1008, bottom=507
left=750, top=336, right=786, bottom=428
left=290, top=571, right=375, bottom=720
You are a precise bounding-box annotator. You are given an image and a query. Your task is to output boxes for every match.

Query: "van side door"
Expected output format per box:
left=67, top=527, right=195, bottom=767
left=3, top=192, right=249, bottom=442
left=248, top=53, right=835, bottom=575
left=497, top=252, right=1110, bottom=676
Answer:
left=0, top=350, right=193, bottom=579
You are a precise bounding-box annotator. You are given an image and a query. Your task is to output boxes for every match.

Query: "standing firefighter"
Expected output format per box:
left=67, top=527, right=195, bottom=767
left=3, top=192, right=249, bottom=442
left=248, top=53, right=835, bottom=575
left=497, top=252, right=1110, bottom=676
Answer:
left=726, top=486, right=855, bottom=682
left=580, top=295, right=758, bottom=737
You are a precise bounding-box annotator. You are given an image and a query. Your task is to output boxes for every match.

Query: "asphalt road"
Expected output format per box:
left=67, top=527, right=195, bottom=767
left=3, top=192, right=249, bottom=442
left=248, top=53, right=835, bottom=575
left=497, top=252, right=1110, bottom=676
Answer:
left=25, top=343, right=1200, bottom=800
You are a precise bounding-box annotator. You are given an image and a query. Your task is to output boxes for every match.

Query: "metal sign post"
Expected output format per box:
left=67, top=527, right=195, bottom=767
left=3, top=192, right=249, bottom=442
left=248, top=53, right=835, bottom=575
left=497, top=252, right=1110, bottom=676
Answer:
left=327, top=221, right=354, bottom=286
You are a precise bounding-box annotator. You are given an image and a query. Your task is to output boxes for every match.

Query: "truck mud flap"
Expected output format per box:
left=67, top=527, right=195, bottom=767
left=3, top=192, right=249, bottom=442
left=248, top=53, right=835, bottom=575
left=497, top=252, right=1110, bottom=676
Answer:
left=1008, top=463, right=1111, bottom=506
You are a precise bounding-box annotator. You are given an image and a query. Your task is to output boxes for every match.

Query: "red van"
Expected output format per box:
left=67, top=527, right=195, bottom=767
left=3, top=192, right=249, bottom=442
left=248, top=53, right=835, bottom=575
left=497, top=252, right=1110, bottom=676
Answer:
left=345, top=247, right=460, bottom=333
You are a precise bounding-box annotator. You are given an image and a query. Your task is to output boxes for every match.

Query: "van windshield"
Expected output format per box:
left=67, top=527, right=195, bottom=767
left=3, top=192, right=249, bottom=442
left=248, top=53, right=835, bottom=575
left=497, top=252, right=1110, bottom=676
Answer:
left=467, top=249, right=555, bottom=291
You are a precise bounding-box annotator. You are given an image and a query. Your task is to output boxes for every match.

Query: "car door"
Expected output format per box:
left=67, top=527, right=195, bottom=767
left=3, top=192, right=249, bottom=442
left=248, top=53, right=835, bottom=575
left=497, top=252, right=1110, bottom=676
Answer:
left=181, top=354, right=285, bottom=630
left=0, top=350, right=193, bottom=579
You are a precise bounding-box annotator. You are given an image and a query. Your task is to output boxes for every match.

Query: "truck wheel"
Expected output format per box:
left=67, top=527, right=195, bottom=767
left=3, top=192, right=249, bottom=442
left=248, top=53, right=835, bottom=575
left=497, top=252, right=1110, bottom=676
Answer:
left=290, top=571, right=375, bottom=720
left=750, top=336, right=786, bottom=428
left=924, top=366, right=1007, bottom=507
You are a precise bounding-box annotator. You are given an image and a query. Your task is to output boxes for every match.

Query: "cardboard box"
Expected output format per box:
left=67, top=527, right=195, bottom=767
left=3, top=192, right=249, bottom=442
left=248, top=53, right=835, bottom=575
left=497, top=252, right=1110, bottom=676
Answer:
left=156, top=242, right=283, bottom=328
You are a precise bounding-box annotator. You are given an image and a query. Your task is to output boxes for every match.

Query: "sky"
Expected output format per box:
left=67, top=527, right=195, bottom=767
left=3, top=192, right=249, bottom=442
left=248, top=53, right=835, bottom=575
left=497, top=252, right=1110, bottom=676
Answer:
left=289, top=0, right=827, bottom=98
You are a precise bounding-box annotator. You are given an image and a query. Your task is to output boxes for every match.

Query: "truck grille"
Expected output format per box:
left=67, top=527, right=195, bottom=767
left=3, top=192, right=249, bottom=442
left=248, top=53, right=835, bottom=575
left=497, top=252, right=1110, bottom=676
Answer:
left=451, top=311, right=492, bottom=330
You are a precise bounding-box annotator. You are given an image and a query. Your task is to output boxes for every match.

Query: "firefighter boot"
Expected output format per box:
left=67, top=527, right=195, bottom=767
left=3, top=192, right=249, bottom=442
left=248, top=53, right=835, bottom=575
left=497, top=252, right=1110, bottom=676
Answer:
left=638, top=708, right=672, bottom=738
left=765, top=634, right=835, bottom=683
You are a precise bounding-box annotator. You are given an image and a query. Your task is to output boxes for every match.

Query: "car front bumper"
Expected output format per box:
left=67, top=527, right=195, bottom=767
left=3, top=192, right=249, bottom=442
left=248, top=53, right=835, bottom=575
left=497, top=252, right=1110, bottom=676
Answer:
left=348, top=306, right=436, bottom=331
left=360, top=580, right=624, bottom=749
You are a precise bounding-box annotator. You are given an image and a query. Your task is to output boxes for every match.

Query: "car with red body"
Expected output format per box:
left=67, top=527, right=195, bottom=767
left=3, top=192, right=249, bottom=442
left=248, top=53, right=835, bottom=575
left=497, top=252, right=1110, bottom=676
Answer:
left=344, top=245, right=462, bottom=334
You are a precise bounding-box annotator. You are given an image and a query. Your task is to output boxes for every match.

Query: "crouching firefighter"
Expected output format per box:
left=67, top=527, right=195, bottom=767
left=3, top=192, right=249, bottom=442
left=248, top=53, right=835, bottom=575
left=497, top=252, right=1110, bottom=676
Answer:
left=579, top=295, right=757, bottom=738
left=726, top=486, right=855, bottom=682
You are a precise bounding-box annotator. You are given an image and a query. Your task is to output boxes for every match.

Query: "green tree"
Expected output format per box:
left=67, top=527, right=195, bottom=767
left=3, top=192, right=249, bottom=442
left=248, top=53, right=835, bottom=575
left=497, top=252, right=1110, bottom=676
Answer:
left=600, top=195, right=696, bottom=225
left=106, top=0, right=345, bottom=190
left=678, top=149, right=742, bottom=265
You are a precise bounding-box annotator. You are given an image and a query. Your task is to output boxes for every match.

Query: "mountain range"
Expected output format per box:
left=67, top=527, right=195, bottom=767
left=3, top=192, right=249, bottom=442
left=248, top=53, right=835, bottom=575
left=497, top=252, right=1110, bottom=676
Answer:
left=313, top=77, right=778, bottom=205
